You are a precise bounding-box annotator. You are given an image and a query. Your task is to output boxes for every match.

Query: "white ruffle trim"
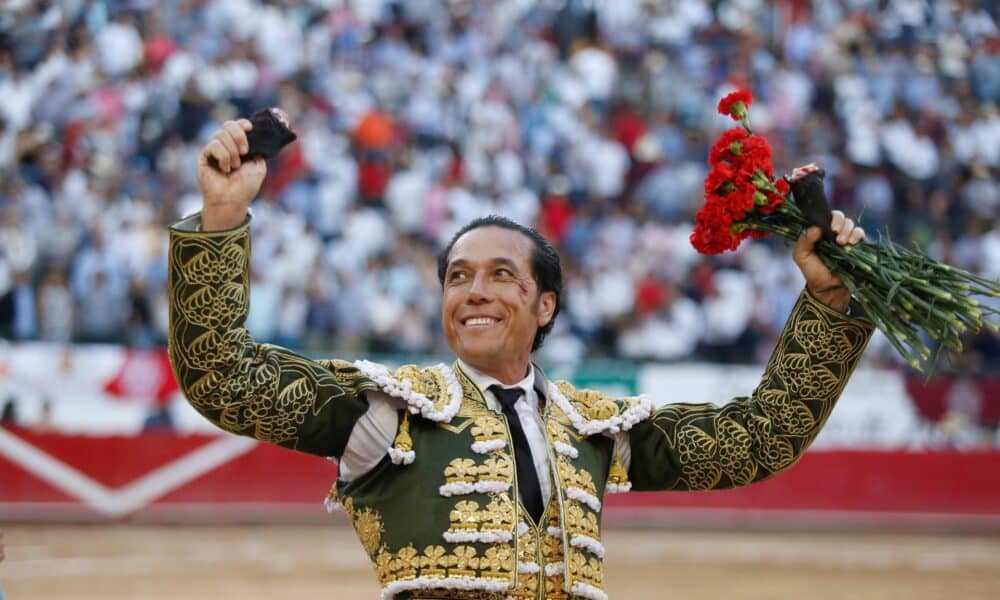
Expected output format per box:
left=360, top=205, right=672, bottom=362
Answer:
left=517, top=522, right=530, bottom=537
left=324, top=497, right=342, bottom=513
left=547, top=382, right=654, bottom=436
left=544, top=562, right=565, bottom=576
left=355, top=361, right=463, bottom=423
left=546, top=526, right=562, bottom=537
left=565, top=486, right=602, bottom=512
left=380, top=575, right=509, bottom=600
left=439, top=480, right=512, bottom=497
left=443, top=530, right=513, bottom=544
left=517, top=561, right=541, bottom=574
left=570, top=581, right=609, bottom=600
left=570, top=534, right=607, bottom=559
left=387, top=446, right=415, bottom=465
left=471, top=439, right=506, bottom=454
left=605, top=481, right=631, bottom=493
left=553, top=441, right=579, bottom=459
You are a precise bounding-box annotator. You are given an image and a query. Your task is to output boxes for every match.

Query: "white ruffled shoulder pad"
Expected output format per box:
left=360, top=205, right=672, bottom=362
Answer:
left=353, top=360, right=464, bottom=423
left=547, top=380, right=654, bottom=437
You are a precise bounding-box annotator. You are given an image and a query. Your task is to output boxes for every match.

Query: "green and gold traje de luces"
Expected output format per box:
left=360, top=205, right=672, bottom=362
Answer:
left=167, top=216, right=874, bottom=600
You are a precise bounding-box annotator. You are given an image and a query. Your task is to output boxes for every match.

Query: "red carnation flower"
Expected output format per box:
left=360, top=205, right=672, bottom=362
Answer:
left=708, top=128, right=749, bottom=167
left=717, top=89, right=753, bottom=121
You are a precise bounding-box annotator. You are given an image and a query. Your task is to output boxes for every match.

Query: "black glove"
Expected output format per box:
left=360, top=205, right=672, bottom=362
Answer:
left=244, top=107, right=297, bottom=160
left=788, top=168, right=835, bottom=241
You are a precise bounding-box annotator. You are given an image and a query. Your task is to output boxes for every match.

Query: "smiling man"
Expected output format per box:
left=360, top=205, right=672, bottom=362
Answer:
left=168, top=120, right=874, bottom=599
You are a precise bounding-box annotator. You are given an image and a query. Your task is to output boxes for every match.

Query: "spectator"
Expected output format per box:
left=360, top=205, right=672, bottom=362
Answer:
left=0, top=0, right=994, bottom=372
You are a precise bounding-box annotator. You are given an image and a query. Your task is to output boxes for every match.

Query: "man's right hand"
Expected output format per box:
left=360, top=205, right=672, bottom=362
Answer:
left=197, top=119, right=267, bottom=231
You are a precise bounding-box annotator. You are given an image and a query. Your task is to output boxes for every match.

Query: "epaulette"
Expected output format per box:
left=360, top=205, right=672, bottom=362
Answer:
left=549, top=380, right=654, bottom=437
left=351, top=360, right=465, bottom=466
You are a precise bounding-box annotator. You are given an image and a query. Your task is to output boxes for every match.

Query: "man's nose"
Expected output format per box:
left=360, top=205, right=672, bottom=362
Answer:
left=467, top=272, right=492, bottom=302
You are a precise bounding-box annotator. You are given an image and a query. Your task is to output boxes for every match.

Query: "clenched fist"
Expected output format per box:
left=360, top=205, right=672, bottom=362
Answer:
left=788, top=163, right=866, bottom=312
left=197, top=119, right=267, bottom=231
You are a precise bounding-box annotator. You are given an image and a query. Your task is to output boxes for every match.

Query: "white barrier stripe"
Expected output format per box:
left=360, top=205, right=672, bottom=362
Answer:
left=111, top=436, right=258, bottom=516
left=0, top=428, right=257, bottom=518
left=0, top=427, right=114, bottom=513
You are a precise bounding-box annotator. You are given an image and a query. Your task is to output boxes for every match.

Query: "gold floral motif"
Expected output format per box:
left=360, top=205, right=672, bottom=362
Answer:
left=444, top=458, right=479, bottom=484
left=564, top=503, right=599, bottom=539
left=471, top=416, right=506, bottom=442
left=555, top=459, right=597, bottom=497
left=478, top=455, right=513, bottom=483
left=480, top=497, right=515, bottom=532
left=449, top=500, right=482, bottom=531
left=567, top=548, right=604, bottom=588
left=354, top=506, right=385, bottom=557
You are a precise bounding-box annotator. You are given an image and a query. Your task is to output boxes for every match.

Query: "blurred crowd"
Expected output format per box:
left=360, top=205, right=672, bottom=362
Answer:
left=0, top=0, right=997, bottom=371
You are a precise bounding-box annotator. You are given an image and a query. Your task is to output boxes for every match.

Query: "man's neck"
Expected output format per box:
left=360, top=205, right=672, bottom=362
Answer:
left=458, top=359, right=533, bottom=390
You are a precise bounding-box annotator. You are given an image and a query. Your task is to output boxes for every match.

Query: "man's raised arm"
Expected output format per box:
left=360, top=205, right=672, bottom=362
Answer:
left=626, top=164, right=875, bottom=491
left=167, top=119, right=374, bottom=458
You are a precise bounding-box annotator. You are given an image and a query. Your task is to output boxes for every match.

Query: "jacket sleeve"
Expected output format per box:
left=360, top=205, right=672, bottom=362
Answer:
left=167, top=214, right=375, bottom=458
left=627, top=290, right=874, bottom=491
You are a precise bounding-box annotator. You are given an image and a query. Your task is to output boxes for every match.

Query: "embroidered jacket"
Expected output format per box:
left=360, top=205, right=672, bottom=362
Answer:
left=168, top=217, right=874, bottom=600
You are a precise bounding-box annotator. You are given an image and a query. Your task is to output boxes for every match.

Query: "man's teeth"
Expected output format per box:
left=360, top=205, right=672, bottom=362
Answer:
left=465, top=317, right=496, bottom=327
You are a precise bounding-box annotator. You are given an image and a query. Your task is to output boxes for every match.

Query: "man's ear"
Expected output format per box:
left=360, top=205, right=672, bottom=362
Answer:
left=536, top=291, right=556, bottom=327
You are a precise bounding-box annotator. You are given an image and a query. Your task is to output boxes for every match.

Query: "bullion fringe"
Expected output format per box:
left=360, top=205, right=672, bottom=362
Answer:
left=565, top=487, right=602, bottom=512
left=471, top=439, right=507, bottom=454
left=547, top=382, right=654, bottom=436
left=387, top=446, right=416, bottom=465
left=443, top=530, right=513, bottom=544
left=543, top=562, right=565, bottom=576
left=439, top=481, right=511, bottom=497
left=552, top=441, right=579, bottom=459
left=571, top=581, right=609, bottom=600
left=570, top=534, right=607, bottom=559
left=380, top=576, right=510, bottom=600
left=516, top=561, right=541, bottom=574
left=604, top=481, right=632, bottom=493
left=354, top=361, right=464, bottom=423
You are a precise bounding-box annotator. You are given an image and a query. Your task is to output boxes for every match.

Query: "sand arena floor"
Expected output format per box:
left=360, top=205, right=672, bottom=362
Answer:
left=2, top=524, right=999, bottom=599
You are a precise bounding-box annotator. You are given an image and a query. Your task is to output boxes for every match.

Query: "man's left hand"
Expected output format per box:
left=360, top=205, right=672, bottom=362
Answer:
left=789, top=164, right=865, bottom=313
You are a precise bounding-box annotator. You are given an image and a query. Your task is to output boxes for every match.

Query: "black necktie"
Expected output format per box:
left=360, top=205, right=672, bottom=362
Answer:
left=489, top=385, right=545, bottom=523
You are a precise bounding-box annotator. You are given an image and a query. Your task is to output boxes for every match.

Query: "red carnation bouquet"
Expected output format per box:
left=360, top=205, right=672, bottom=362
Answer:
left=693, top=89, right=999, bottom=370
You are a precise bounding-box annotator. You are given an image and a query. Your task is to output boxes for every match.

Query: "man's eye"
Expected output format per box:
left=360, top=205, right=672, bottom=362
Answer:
left=448, top=271, right=467, bottom=281
left=496, top=268, right=512, bottom=277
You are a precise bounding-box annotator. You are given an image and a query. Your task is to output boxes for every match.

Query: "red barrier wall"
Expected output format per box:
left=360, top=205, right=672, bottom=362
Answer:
left=2, top=428, right=998, bottom=530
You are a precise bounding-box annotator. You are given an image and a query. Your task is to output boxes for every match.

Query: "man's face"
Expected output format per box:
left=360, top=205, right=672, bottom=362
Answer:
left=442, top=226, right=556, bottom=380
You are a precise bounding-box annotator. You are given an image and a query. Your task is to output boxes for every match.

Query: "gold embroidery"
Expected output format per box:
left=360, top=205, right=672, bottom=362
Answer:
left=444, top=458, right=479, bottom=484
left=556, top=459, right=598, bottom=497
left=355, top=506, right=385, bottom=557
left=168, top=226, right=365, bottom=451
left=394, top=411, right=413, bottom=452
left=449, top=500, right=482, bottom=531
left=645, top=291, right=873, bottom=491
left=471, top=416, right=506, bottom=443
left=607, top=453, right=629, bottom=488
left=442, top=496, right=516, bottom=542
left=437, top=418, right=474, bottom=434
left=480, top=496, right=516, bottom=533
left=564, top=503, right=599, bottom=539
left=478, top=455, right=514, bottom=484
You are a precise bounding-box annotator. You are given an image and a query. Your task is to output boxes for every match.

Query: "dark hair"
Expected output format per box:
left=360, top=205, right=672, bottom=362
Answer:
left=437, top=215, right=562, bottom=352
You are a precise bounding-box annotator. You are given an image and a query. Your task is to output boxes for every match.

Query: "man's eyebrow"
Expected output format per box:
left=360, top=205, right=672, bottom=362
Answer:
left=446, top=257, right=521, bottom=271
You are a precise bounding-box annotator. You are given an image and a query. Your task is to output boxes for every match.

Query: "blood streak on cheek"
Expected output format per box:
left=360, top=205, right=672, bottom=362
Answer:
left=515, top=278, right=530, bottom=298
